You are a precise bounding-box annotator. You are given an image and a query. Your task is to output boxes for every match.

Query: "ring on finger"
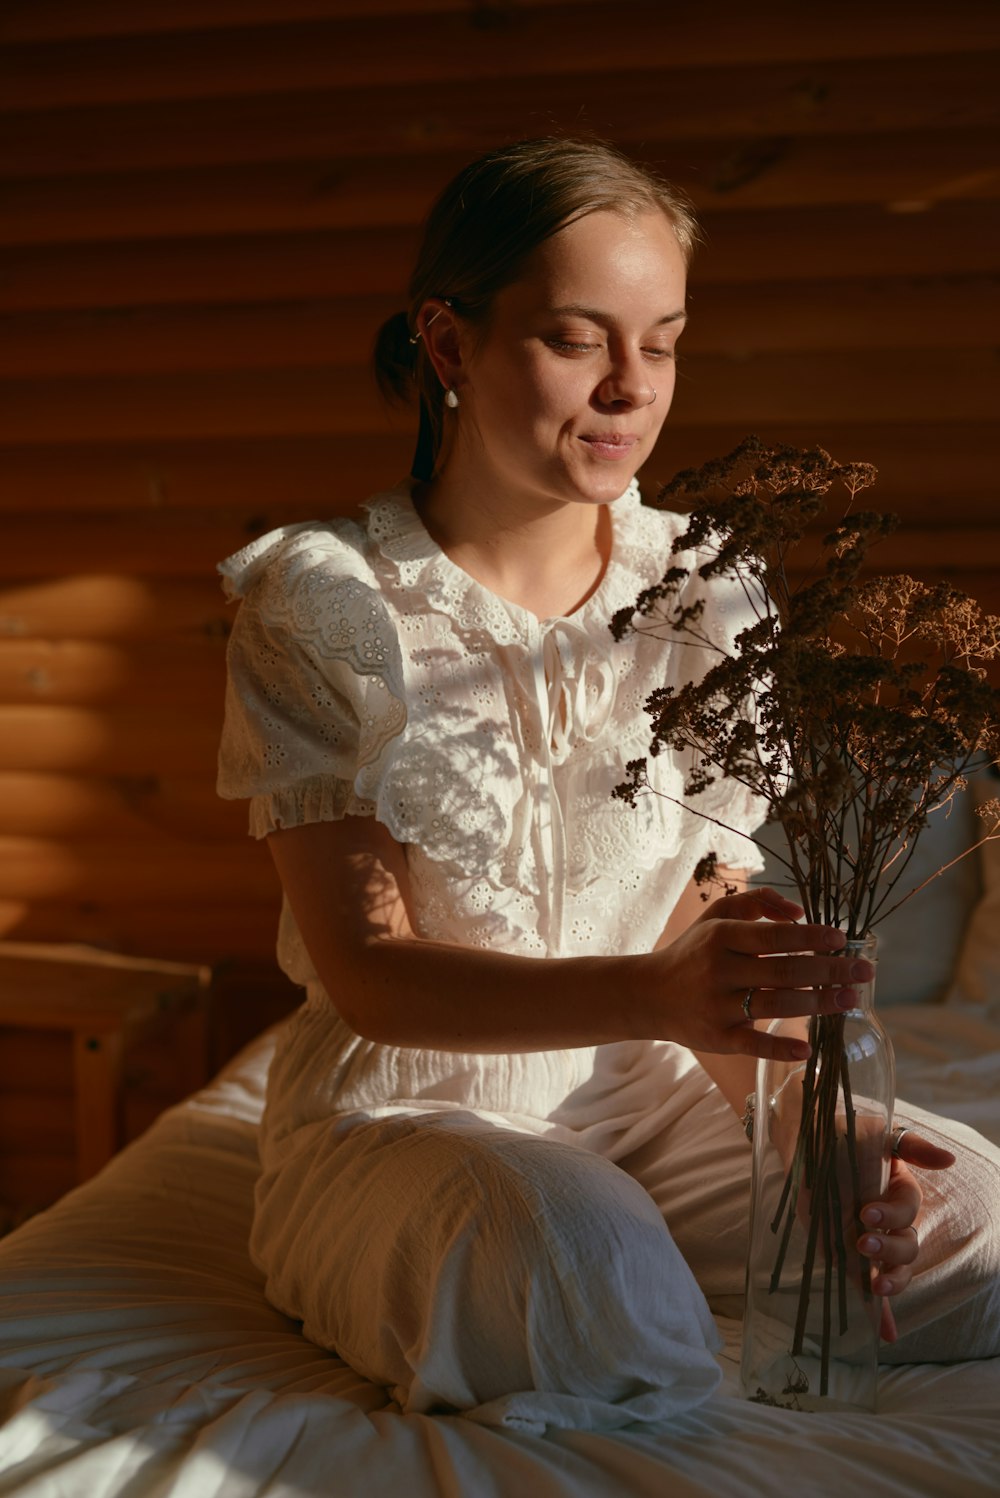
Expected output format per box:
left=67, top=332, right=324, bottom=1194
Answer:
left=742, top=988, right=755, bottom=1022
left=890, top=1125, right=910, bottom=1157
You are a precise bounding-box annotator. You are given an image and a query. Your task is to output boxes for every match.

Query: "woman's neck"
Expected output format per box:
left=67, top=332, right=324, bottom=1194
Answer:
left=414, top=473, right=614, bottom=621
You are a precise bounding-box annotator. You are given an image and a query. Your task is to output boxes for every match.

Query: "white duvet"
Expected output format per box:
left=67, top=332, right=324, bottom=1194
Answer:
left=0, top=1004, right=998, bottom=1498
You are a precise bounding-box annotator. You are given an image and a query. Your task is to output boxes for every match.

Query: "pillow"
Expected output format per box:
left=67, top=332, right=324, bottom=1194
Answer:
left=945, top=764, right=1000, bottom=1006
left=750, top=774, right=982, bottom=1007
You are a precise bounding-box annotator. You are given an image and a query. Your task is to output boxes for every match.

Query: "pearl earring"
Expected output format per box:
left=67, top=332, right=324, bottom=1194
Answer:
left=444, top=388, right=459, bottom=409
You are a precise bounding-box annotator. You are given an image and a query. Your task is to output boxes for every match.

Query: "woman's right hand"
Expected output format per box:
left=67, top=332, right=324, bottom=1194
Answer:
left=645, top=886, right=872, bottom=1060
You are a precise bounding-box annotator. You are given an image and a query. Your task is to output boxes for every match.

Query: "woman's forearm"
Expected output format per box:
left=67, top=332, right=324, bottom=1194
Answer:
left=345, top=932, right=641, bottom=1051
left=268, top=817, right=646, bottom=1051
left=267, top=819, right=859, bottom=1063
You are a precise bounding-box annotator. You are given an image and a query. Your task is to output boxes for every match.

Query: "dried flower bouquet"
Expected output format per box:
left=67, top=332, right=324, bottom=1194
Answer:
left=612, top=436, right=1000, bottom=1401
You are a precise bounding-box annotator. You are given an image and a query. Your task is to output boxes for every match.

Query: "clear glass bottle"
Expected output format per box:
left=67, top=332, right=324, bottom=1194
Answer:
left=739, top=934, right=896, bottom=1411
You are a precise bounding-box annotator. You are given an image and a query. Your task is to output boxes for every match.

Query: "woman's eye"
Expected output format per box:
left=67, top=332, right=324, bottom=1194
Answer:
left=643, top=346, right=676, bottom=361
left=547, top=339, right=601, bottom=353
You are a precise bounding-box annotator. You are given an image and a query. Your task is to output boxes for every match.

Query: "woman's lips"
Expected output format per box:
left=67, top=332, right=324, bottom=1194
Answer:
left=579, top=434, right=638, bottom=460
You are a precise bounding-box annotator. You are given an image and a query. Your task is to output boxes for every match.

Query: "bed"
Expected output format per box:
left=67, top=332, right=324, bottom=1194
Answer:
left=1, top=778, right=998, bottom=1497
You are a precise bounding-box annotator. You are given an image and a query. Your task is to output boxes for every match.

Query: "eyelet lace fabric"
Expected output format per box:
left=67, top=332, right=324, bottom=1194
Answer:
left=218, top=480, right=765, bottom=977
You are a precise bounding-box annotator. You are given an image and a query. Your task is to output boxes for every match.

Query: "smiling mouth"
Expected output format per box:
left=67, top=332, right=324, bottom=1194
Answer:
left=579, top=434, right=638, bottom=456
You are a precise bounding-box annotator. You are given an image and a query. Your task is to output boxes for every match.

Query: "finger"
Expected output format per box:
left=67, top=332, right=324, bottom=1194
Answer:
left=699, top=888, right=804, bottom=923
left=732, top=1027, right=813, bottom=1065
left=860, top=1161, right=922, bottom=1233
left=894, top=1131, right=957, bottom=1171
left=858, top=1225, right=919, bottom=1273
left=879, top=1297, right=898, bottom=1343
left=872, top=1260, right=915, bottom=1297
left=742, top=958, right=874, bottom=1006
left=722, top=919, right=848, bottom=956
left=742, top=984, right=860, bottom=1022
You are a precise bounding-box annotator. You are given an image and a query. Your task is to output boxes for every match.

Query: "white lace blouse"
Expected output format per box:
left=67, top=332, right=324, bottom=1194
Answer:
left=217, top=480, right=765, bottom=990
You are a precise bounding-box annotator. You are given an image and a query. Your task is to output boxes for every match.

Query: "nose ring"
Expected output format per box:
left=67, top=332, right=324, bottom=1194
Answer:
left=644, top=389, right=657, bottom=406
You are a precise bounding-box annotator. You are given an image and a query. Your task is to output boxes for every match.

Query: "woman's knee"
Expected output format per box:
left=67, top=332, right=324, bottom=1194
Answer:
left=254, top=1110, right=722, bottom=1417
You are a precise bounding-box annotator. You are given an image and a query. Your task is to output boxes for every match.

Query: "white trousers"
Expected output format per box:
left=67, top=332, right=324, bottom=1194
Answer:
left=250, top=1026, right=1000, bottom=1431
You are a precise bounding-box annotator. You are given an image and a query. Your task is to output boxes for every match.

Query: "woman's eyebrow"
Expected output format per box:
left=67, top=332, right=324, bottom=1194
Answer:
left=548, top=303, right=687, bottom=326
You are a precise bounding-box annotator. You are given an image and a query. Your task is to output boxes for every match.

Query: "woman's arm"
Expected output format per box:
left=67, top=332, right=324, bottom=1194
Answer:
left=266, top=816, right=864, bottom=1059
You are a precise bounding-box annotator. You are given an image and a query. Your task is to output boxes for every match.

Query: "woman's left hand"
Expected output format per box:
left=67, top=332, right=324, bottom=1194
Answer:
left=858, top=1130, right=956, bottom=1341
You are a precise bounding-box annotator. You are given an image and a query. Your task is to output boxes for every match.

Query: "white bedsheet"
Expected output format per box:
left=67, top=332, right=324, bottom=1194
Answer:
left=0, top=1006, right=998, bottom=1498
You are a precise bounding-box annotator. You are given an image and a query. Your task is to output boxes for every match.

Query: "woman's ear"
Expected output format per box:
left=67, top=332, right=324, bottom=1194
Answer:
left=416, top=299, right=465, bottom=397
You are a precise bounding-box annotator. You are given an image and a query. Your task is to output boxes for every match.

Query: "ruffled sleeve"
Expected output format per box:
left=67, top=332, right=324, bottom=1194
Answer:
left=216, top=523, right=407, bottom=839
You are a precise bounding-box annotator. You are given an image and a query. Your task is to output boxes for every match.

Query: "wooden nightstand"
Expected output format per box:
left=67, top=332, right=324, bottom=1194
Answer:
left=0, top=943, right=211, bottom=1216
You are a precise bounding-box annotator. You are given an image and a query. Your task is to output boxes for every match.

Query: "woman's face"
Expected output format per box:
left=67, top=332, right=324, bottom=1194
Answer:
left=453, top=208, right=687, bottom=512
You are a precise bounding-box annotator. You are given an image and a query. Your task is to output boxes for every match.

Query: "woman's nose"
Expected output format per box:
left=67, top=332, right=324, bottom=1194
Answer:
left=595, top=349, right=655, bottom=409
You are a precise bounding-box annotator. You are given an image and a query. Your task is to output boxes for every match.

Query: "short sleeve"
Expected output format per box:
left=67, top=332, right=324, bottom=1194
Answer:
left=216, top=526, right=407, bottom=839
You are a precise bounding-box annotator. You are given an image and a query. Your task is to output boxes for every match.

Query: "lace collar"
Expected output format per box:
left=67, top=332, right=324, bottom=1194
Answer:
left=363, top=478, right=676, bottom=645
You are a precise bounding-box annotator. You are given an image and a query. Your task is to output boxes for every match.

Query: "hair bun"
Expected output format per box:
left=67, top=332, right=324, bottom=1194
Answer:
left=373, top=310, right=417, bottom=402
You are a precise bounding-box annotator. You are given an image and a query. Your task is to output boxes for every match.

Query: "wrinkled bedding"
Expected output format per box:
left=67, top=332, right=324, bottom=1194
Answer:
left=0, top=1004, right=998, bottom=1498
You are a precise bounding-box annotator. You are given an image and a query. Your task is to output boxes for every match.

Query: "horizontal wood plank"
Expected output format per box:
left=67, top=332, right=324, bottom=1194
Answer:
left=0, top=512, right=272, bottom=578
left=2, top=424, right=996, bottom=520
left=5, top=204, right=999, bottom=312
left=0, top=705, right=222, bottom=775
left=4, top=54, right=999, bottom=183
left=0, top=366, right=395, bottom=441
left=4, top=274, right=998, bottom=379
left=0, top=773, right=243, bottom=841
left=0, top=298, right=399, bottom=376
left=2, top=350, right=996, bottom=444
left=0, top=436, right=414, bottom=513
left=0, top=836, right=277, bottom=903
left=0, top=576, right=230, bottom=642
left=6, top=130, right=999, bottom=247
left=0, top=0, right=990, bottom=53
left=668, top=349, right=1000, bottom=426
left=0, top=229, right=421, bottom=309
left=0, top=900, right=281, bottom=962
left=0, top=639, right=227, bottom=705
left=642, top=422, right=1000, bottom=530
left=0, top=0, right=608, bottom=45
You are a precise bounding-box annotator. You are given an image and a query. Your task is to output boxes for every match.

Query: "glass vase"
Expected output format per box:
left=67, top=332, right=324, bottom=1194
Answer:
left=739, top=934, right=895, bottom=1411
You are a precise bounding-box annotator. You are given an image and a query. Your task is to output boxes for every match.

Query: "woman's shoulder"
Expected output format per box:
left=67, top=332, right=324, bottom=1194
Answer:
left=217, top=485, right=425, bottom=614
left=218, top=500, right=411, bottom=707
left=217, top=512, right=378, bottom=606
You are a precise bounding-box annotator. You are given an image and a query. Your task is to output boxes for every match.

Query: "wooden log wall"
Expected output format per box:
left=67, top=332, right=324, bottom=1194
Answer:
left=1, top=0, right=998, bottom=971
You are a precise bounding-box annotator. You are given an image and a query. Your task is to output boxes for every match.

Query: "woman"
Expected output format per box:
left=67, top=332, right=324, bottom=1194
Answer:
left=217, top=138, right=997, bottom=1430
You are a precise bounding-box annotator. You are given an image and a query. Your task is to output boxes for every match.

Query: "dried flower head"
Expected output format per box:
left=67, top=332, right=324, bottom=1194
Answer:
left=614, top=437, right=1000, bottom=935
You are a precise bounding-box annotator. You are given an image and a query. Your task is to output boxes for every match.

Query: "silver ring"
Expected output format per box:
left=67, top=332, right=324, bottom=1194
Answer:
left=645, top=388, right=657, bottom=406
left=742, top=988, right=754, bottom=1022
left=890, top=1126, right=910, bottom=1158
